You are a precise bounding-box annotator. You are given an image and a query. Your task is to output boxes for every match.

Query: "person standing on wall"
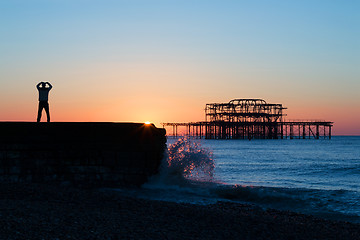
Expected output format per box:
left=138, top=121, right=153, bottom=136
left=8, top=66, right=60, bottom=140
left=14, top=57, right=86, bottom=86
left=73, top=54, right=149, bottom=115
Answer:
left=36, top=81, right=52, bottom=122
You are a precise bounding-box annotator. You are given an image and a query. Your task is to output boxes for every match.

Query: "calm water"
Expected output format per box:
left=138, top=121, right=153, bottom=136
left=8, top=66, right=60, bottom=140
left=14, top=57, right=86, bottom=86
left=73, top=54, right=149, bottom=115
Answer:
left=203, top=136, right=360, bottom=191
left=114, top=136, right=360, bottom=223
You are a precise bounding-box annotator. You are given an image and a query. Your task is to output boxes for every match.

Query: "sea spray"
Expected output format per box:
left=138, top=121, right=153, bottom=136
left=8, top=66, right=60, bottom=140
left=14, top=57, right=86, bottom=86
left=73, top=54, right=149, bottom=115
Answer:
left=166, top=137, right=215, bottom=181
left=135, top=137, right=219, bottom=204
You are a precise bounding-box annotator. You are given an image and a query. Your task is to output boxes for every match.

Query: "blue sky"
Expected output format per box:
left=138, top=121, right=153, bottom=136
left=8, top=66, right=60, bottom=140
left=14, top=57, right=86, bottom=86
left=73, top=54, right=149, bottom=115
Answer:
left=1, top=0, right=359, bottom=134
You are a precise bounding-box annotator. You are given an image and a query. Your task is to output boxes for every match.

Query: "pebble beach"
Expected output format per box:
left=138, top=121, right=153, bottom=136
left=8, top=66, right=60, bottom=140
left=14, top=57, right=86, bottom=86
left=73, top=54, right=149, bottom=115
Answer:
left=1, top=183, right=360, bottom=240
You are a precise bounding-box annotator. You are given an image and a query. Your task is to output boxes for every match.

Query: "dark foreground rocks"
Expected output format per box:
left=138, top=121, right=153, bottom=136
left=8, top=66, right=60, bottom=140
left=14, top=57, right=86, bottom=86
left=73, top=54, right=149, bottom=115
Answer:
left=0, top=183, right=359, bottom=240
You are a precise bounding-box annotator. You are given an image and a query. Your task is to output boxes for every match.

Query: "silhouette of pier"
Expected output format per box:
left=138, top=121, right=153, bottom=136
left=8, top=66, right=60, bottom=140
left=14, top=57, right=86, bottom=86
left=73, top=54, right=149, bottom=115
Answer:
left=162, top=99, right=333, bottom=139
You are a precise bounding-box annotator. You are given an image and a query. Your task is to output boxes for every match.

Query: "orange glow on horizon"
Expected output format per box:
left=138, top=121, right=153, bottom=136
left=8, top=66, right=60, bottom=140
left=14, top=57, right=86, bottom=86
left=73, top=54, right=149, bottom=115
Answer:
left=1, top=100, right=359, bottom=135
left=0, top=80, right=359, bottom=135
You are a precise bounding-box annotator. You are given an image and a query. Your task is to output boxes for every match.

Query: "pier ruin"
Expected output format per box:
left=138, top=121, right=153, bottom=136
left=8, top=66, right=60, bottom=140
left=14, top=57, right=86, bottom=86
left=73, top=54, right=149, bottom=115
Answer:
left=162, top=99, right=333, bottom=139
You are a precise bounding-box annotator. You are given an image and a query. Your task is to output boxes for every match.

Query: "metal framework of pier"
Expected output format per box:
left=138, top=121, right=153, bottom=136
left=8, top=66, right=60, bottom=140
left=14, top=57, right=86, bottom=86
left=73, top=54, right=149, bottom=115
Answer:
left=162, top=99, right=333, bottom=139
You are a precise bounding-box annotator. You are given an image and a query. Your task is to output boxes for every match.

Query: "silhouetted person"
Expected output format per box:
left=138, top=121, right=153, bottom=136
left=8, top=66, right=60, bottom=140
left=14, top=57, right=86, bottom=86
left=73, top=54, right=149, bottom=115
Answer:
left=36, top=82, right=52, bottom=122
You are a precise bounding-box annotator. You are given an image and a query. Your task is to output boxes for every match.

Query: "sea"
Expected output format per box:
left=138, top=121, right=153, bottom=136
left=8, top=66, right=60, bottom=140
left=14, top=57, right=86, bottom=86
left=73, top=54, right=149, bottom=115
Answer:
left=113, top=136, right=360, bottom=223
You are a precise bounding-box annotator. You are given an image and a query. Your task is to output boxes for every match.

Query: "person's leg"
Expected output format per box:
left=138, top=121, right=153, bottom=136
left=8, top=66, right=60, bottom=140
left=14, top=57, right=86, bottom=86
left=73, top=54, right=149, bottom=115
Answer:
left=37, top=102, right=44, bottom=122
left=44, top=102, right=50, bottom=122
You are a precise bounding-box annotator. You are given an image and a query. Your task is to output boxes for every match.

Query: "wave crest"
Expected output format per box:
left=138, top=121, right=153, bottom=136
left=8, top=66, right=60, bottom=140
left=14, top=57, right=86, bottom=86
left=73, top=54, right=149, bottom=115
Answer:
left=167, top=137, right=215, bottom=181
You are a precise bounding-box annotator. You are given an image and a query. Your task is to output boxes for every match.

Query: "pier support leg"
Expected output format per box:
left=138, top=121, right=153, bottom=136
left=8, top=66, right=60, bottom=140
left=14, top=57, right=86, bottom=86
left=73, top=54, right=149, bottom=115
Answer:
left=316, top=125, right=319, bottom=139
left=303, top=125, right=306, bottom=139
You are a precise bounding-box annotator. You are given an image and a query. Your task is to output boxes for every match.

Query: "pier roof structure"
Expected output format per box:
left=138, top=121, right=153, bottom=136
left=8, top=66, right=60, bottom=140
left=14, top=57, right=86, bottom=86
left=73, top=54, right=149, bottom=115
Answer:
left=205, top=99, right=286, bottom=123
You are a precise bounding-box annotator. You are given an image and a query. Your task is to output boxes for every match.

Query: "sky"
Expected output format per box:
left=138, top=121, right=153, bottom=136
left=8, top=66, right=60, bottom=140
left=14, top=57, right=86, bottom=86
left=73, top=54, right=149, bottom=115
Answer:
left=1, top=0, right=359, bottom=135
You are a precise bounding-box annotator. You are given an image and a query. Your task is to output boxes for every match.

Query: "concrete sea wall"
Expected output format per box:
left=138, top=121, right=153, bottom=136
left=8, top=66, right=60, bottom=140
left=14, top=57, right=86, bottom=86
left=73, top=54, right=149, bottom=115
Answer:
left=0, top=122, right=167, bottom=187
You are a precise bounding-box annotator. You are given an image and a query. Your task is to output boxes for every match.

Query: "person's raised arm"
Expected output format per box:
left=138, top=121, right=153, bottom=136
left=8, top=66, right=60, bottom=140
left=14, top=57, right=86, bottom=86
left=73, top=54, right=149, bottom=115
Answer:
left=46, top=82, right=53, bottom=90
left=36, top=82, right=42, bottom=90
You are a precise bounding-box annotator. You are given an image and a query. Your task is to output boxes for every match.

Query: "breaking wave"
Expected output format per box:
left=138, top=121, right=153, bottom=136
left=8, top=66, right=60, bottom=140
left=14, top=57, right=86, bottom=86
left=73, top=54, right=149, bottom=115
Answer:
left=166, top=137, right=215, bottom=181
left=115, top=137, right=360, bottom=223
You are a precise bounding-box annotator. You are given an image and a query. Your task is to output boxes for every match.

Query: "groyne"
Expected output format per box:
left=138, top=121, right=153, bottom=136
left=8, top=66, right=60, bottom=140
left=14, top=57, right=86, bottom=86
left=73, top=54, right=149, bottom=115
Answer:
left=0, top=122, right=166, bottom=186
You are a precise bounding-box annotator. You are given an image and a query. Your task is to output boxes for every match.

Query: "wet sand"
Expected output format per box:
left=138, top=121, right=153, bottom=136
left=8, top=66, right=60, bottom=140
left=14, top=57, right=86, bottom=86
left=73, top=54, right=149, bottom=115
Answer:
left=1, top=183, right=359, bottom=240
